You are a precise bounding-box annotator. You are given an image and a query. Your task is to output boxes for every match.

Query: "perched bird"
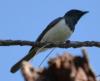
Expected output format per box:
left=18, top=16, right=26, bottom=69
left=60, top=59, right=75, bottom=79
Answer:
left=11, top=9, right=88, bottom=73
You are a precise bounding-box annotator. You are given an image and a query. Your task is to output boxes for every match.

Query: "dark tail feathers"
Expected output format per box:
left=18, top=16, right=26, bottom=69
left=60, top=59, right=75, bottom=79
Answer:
left=10, top=48, right=38, bottom=73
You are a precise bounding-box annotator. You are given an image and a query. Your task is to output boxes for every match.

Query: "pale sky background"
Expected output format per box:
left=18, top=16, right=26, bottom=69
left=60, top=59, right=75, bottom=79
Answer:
left=0, top=0, right=100, bottom=81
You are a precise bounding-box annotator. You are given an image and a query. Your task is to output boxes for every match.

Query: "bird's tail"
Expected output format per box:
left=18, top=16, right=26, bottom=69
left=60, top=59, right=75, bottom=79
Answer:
left=10, top=47, right=39, bottom=73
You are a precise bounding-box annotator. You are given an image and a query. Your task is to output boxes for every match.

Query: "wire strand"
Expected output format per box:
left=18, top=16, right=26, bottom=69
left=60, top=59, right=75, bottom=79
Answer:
left=39, top=48, right=55, bottom=67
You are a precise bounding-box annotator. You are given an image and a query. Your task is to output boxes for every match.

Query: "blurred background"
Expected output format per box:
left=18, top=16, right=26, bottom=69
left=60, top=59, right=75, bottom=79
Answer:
left=0, top=0, right=100, bottom=81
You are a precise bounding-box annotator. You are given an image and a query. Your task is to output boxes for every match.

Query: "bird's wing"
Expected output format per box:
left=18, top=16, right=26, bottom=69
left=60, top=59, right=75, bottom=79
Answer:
left=28, top=17, right=63, bottom=53
left=36, top=17, right=63, bottom=42
left=10, top=17, right=62, bottom=73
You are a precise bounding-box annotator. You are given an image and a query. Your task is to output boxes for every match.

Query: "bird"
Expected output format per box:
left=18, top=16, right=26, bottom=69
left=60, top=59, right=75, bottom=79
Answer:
left=11, top=9, right=88, bottom=73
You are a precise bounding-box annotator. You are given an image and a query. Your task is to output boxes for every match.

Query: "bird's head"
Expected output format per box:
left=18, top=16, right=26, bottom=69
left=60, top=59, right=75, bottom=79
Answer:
left=64, top=9, right=88, bottom=31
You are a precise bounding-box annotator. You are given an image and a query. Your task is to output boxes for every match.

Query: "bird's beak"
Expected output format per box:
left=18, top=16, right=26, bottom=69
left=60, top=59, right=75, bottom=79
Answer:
left=83, top=11, right=89, bottom=14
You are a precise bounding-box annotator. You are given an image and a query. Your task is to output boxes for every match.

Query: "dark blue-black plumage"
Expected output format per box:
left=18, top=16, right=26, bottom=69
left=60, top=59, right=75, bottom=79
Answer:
left=37, top=9, right=88, bottom=41
left=64, top=9, right=88, bottom=31
left=10, top=9, right=88, bottom=73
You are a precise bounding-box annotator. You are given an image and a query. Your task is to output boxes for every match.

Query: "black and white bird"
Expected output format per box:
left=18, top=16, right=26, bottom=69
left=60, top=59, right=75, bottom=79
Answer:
left=11, top=9, right=88, bottom=73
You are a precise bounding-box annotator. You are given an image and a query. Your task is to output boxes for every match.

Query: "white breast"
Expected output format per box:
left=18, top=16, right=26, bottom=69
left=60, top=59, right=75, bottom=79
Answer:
left=41, top=19, right=73, bottom=42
